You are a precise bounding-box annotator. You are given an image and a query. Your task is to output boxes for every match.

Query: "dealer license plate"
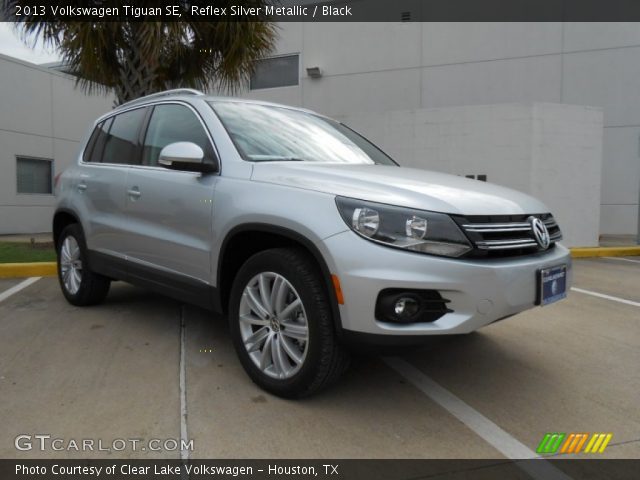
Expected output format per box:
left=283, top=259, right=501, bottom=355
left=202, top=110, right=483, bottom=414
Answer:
left=537, top=264, right=567, bottom=306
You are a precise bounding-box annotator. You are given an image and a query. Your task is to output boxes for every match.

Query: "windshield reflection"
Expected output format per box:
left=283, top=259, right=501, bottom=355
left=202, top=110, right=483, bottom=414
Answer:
left=209, top=101, right=396, bottom=166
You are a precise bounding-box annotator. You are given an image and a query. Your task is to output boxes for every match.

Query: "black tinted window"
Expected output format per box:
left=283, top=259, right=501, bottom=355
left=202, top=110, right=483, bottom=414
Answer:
left=102, top=108, right=146, bottom=165
left=142, top=104, right=214, bottom=167
left=83, top=125, right=100, bottom=163
left=84, top=118, right=112, bottom=163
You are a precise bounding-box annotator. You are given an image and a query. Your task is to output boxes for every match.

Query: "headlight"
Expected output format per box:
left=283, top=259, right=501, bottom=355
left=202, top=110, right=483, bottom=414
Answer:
left=336, top=196, right=472, bottom=258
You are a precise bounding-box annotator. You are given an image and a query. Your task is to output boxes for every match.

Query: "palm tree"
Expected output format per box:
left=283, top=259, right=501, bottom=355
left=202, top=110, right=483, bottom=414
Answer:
left=3, top=1, right=276, bottom=104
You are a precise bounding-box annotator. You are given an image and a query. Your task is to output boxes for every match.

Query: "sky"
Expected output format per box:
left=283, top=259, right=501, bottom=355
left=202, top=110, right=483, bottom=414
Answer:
left=0, top=23, right=62, bottom=64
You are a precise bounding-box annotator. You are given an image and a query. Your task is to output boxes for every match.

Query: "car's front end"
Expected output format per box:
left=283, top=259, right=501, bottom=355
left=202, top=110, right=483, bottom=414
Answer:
left=322, top=218, right=570, bottom=343
left=322, top=194, right=570, bottom=341
left=210, top=99, right=572, bottom=345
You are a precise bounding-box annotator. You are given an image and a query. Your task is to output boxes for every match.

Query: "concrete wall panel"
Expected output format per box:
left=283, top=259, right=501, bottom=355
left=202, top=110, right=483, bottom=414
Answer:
left=564, top=23, right=640, bottom=52
left=600, top=204, right=638, bottom=237
left=421, top=55, right=562, bottom=109
left=304, top=22, right=422, bottom=76
left=530, top=103, right=603, bottom=247
left=0, top=206, right=54, bottom=234
left=601, top=127, right=640, bottom=206
left=422, top=22, right=563, bottom=66
left=562, top=47, right=640, bottom=127
left=0, top=57, right=52, bottom=137
left=0, top=55, right=113, bottom=234
left=304, top=68, right=421, bottom=116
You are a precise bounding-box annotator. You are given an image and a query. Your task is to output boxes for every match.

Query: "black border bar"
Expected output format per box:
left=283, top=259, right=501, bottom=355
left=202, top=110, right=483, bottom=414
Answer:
left=3, top=0, right=640, bottom=22
left=1, top=459, right=638, bottom=480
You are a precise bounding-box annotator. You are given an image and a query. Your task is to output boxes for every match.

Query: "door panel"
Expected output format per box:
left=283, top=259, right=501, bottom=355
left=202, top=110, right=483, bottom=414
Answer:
left=123, top=103, right=218, bottom=283
left=78, top=164, right=129, bottom=256
left=79, top=108, right=146, bottom=255
left=123, top=168, right=215, bottom=282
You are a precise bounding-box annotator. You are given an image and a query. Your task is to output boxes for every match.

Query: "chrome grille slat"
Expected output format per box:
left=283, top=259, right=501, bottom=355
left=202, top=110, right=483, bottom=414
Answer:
left=479, top=242, right=539, bottom=250
left=462, top=222, right=530, bottom=229
left=476, top=239, right=539, bottom=249
left=456, top=213, right=562, bottom=255
left=464, top=226, right=531, bottom=233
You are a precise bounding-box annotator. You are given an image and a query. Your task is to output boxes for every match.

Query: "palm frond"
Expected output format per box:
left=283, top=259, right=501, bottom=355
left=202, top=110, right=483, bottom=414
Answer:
left=3, top=0, right=277, bottom=104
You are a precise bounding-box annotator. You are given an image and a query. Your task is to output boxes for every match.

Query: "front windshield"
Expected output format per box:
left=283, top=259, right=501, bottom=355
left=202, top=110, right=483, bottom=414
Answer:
left=209, top=101, right=397, bottom=165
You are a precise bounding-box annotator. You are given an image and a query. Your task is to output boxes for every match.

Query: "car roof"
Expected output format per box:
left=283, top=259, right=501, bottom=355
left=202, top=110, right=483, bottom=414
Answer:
left=110, top=88, right=318, bottom=116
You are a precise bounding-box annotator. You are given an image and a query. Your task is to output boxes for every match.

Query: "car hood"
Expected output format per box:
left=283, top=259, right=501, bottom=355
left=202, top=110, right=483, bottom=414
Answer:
left=251, top=163, right=549, bottom=215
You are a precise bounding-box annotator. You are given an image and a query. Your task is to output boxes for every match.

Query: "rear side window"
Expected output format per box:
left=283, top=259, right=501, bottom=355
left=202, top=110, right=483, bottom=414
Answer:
left=142, top=104, right=214, bottom=167
left=83, top=118, right=112, bottom=163
left=101, top=108, right=146, bottom=165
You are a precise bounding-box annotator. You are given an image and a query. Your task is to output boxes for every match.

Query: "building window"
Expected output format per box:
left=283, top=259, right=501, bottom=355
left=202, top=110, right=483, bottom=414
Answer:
left=250, top=54, right=299, bottom=90
left=16, top=156, right=53, bottom=195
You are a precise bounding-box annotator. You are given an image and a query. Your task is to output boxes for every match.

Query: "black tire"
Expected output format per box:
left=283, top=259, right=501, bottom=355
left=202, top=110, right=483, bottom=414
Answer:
left=229, top=248, right=350, bottom=398
left=56, top=224, right=110, bottom=306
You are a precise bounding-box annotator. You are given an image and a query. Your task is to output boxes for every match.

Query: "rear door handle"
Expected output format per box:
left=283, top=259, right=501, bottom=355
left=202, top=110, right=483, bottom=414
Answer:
left=77, top=183, right=87, bottom=192
left=127, top=187, right=141, bottom=199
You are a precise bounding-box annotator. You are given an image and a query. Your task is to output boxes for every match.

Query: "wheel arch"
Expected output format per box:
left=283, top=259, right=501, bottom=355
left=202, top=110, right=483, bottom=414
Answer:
left=217, top=223, right=344, bottom=335
left=53, top=208, right=81, bottom=249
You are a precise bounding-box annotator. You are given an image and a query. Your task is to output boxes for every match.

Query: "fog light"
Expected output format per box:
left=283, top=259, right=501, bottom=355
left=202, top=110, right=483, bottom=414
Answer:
left=394, top=297, right=420, bottom=317
left=375, top=289, right=453, bottom=324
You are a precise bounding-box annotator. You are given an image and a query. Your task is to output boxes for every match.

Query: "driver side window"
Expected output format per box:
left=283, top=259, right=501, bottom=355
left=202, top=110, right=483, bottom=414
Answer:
left=142, top=104, right=214, bottom=167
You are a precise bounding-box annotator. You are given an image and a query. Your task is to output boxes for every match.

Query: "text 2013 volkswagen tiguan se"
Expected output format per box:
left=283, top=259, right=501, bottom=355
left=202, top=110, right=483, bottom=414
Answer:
left=54, top=89, right=571, bottom=397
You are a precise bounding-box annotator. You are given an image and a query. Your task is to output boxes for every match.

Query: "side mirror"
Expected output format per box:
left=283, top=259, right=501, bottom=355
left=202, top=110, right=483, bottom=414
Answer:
left=158, top=142, right=216, bottom=173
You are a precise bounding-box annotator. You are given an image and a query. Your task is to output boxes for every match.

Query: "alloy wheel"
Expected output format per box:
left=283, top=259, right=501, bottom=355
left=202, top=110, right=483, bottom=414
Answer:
left=60, top=236, right=82, bottom=295
left=239, top=272, right=309, bottom=379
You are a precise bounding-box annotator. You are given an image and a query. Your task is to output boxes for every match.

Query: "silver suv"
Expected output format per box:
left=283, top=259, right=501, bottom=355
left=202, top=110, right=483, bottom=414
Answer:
left=54, top=89, right=571, bottom=397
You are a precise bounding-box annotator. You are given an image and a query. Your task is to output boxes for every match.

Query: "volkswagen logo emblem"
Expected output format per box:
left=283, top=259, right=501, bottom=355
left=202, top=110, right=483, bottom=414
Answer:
left=529, top=216, right=550, bottom=249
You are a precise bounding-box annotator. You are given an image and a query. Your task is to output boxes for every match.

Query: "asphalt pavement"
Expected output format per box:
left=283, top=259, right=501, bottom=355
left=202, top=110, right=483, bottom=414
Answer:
left=0, top=258, right=638, bottom=464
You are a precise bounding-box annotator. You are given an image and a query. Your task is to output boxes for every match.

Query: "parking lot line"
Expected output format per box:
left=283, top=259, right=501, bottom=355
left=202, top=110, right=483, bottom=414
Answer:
left=180, top=306, right=189, bottom=462
left=383, top=357, right=573, bottom=480
left=0, top=277, right=40, bottom=303
left=571, top=287, right=640, bottom=308
left=603, top=256, right=640, bottom=265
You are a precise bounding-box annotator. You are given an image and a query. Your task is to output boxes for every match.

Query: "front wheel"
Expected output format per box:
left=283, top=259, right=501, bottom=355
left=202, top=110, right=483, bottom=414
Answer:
left=229, top=248, right=349, bottom=398
left=56, top=224, right=110, bottom=306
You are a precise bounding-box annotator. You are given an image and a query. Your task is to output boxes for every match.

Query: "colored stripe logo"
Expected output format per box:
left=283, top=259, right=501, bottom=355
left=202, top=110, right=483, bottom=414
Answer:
left=537, top=432, right=612, bottom=454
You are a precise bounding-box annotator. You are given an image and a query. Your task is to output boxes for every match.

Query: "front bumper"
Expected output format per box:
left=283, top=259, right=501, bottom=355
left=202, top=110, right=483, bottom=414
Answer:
left=320, top=230, right=572, bottom=337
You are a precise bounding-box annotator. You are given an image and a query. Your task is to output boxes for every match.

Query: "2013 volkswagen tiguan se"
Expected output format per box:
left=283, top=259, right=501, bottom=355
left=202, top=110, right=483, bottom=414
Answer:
left=54, top=89, right=571, bottom=397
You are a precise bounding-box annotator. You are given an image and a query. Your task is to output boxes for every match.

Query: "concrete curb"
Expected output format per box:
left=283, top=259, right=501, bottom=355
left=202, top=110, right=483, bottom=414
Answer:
left=0, top=262, right=57, bottom=278
left=0, top=246, right=638, bottom=278
left=570, top=246, right=640, bottom=258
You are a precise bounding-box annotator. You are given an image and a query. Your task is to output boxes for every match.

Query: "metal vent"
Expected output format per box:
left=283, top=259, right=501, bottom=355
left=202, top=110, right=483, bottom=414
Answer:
left=401, top=11, right=411, bottom=22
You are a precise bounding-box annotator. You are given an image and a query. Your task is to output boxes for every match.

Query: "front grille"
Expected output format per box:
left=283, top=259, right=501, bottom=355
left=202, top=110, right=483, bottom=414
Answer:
left=453, top=213, right=562, bottom=258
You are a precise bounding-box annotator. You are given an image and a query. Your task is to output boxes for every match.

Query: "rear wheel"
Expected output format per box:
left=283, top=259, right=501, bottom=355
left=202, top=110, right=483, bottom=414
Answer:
left=229, top=248, right=349, bottom=398
left=57, top=224, right=110, bottom=306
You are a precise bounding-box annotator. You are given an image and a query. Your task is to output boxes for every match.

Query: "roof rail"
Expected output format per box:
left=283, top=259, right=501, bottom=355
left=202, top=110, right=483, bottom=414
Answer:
left=117, top=88, right=204, bottom=108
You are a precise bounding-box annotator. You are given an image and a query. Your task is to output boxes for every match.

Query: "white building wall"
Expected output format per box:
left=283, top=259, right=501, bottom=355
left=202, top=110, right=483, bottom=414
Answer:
left=240, top=22, right=640, bottom=238
left=0, top=54, right=114, bottom=234
left=337, top=103, right=602, bottom=247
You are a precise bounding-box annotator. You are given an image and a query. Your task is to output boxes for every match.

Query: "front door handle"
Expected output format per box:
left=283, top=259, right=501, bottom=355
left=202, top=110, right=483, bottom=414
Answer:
left=77, top=183, right=87, bottom=192
left=127, top=187, right=141, bottom=200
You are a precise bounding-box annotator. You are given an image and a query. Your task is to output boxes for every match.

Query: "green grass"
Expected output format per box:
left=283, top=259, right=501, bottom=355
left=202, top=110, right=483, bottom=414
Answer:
left=0, top=242, right=56, bottom=263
